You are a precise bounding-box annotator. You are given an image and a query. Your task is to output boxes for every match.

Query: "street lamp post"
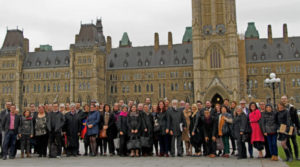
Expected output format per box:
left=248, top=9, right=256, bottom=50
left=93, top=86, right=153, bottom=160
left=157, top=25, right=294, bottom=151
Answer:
left=264, top=73, right=281, bottom=109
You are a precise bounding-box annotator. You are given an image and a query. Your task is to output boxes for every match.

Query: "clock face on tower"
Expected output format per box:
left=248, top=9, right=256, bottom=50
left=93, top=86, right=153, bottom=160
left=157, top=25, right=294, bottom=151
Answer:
left=216, top=24, right=226, bottom=35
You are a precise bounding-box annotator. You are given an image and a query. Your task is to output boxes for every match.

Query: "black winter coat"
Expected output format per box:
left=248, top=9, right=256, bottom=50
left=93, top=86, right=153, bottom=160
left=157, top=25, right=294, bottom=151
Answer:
left=0, top=109, right=10, bottom=132
left=276, top=109, right=291, bottom=133
left=2, top=113, right=21, bottom=134
left=262, top=111, right=278, bottom=134
left=101, top=112, right=116, bottom=139
left=232, top=113, right=248, bottom=139
left=202, top=116, right=218, bottom=139
left=63, top=112, right=81, bottom=147
left=167, top=107, right=186, bottom=136
left=127, top=112, right=142, bottom=137
left=47, top=111, right=65, bottom=133
left=117, top=114, right=128, bottom=135
left=19, top=116, right=34, bottom=136
left=141, top=111, right=154, bottom=137
left=158, top=111, right=169, bottom=136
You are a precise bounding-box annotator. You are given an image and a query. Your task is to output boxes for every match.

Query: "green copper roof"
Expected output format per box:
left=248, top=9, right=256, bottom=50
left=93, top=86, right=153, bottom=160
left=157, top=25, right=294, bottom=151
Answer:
left=182, top=27, right=192, bottom=43
left=40, top=44, right=52, bottom=51
left=245, top=22, right=259, bottom=39
left=119, top=32, right=131, bottom=47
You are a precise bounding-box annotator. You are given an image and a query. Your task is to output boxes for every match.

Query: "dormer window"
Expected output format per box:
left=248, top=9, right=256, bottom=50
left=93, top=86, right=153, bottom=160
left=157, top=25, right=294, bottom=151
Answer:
left=138, top=60, right=142, bottom=66
left=123, top=60, right=128, bottom=67
left=174, top=58, right=179, bottom=65
left=46, top=61, right=50, bottom=65
left=145, top=60, right=150, bottom=66
left=160, top=59, right=164, bottom=65
left=55, top=60, right=60, bottom=65
left=65, top=59, right=69, bottom=65
left=36, top=61, right=40, bottom=66
left=182, top=58, right=187, bottom=64
left=278, top=53, right=283, bottom=59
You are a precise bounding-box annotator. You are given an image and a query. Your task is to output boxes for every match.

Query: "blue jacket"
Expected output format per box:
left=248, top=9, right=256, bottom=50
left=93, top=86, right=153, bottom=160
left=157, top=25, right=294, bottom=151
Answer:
left=87, top=111, right=100, bottom=136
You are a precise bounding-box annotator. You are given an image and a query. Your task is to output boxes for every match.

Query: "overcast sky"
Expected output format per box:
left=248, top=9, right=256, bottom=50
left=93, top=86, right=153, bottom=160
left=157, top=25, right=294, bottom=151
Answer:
left=0, top=0, right=299, bottom=51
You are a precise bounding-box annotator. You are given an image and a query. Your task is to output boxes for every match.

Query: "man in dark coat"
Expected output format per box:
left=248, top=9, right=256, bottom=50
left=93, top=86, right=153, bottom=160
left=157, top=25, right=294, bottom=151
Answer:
left=47, top=103, right=65, bottom=158
left=168, top=100, right=186, bottom=157
left=63, top=103, right=81, bottom=157
left=2, top=105, right=20, bottom=160
left=0, top=102, right=11, bottom=157
left=281, top=96, right=300, bottom=160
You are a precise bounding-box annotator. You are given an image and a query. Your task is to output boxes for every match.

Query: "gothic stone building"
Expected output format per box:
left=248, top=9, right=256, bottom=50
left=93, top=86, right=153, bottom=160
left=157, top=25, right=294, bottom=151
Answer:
left=0, top=0, right=299, bottom=110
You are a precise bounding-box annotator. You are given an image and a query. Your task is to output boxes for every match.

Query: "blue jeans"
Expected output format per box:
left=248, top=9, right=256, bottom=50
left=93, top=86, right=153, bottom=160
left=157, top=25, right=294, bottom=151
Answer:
left=267, top=134, right=278, bottom=156
left=159, top=135, right=169, bottom=155
left=3, top=130, right=17, bottom=158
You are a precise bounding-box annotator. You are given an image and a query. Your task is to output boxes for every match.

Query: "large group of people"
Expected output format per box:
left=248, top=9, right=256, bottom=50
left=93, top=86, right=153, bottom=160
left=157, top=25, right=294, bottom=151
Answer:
left=0, top=96, right=299, bottom=162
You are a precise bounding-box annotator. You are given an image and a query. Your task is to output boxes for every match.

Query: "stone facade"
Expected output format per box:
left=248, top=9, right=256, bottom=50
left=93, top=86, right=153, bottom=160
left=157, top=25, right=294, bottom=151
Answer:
left=0, top=0, right=300, bottom=109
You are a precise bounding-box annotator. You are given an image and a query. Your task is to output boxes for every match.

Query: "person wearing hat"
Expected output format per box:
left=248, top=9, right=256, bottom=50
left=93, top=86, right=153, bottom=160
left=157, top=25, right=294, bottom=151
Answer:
left=240, top=100, right=253, bottom=158
left=262, top=104, right=278, bottom=161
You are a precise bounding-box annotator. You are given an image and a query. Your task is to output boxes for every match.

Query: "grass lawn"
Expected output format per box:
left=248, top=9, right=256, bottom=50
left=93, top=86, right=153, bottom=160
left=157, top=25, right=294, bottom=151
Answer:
left=278, top=136, right=300, bottom=167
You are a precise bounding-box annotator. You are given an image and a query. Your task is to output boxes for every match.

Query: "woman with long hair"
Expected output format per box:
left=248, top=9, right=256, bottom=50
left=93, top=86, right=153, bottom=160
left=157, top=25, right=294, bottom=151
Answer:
left=218, top=106, right=233, bottom=158
left=101, top=104, right=116, bottom=156
left=127, top=105, right=142, bottom=157
left=182, top=103, right=192, bottom=156
left=248, top=102, right=264, bottom=158
left=157, top=100, right=170, bottom=157
left=86, top=104, right=100, bottom=156
left=117, top=105, right=129, bottom=157
left=276, top=102, right=293, bottom=162
left=190, top=104, right=201, bottom=156
left=152, top=104, right=160, bottom=156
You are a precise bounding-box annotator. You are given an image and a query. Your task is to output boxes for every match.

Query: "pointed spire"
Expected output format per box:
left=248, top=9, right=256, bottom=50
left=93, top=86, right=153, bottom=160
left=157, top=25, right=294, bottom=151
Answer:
left=119, top=32, right=132, bottom=48
left=182, top=27, right=192, bottom=44
left=245, top=22, right=259, bottom=39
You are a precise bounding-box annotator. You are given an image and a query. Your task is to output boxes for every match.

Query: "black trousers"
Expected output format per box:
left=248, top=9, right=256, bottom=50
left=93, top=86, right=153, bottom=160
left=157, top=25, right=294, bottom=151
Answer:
left=237, top=136, right=247, bottom=158
left=66, top=147, right=77, bottom=156
left=20, top=134, right=31, bottom=154
left=49, top=132, right=62, bottom=157
left=119, top=135, right=128, bottom=156
left=287, top=134, right=299, bottom=158
left=264, top=136, right=271, bottom=157
left=204, top=139, right=216, bottom=155
left=171, top=135, right=183, bottom=156
left=36, top=134, right=48, bottom=156
left=230, top=135, right=236, bottom=151
left=96, top=138, right=103, bottom=155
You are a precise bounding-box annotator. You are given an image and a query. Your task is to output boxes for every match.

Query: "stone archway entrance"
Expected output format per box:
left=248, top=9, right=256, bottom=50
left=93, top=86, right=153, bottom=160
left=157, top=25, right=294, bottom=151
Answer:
left=211, top=93, right=224, bottom=108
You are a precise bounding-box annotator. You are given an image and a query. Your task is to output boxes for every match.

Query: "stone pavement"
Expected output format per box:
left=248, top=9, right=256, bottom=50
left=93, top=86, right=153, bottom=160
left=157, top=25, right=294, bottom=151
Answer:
left=0, top=141, right=289, bottom=167
left=0, top=154, right=289, bottom=167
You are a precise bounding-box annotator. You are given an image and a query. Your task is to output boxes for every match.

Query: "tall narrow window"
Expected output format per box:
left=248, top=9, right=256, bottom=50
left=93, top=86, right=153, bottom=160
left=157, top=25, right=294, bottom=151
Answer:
left=210, top=46, right=221, bottom=68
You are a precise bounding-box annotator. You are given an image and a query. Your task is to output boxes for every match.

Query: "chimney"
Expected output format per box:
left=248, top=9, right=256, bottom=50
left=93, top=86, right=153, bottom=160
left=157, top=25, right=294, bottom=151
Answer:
left=106, top=36, right=112, bottom=54
left=23, top=38, right=29, bottom=53
left=154, top=32, right=159, bottom=52
left=168, top=32, right=173, bottom=50
left=75, top=34, right=79, bottom=43
left=268, top=25, right=273, bottom=44
left=283, top=24, right=288, bottom=43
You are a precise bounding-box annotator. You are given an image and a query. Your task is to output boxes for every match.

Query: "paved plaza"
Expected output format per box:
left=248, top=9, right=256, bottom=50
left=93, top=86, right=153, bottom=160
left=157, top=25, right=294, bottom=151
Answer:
left=0, top=142, right=288, bottom=167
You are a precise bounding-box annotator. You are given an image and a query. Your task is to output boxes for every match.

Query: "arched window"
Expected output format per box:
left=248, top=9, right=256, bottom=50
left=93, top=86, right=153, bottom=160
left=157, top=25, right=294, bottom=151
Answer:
left=210, top=46, right=221, bottom=68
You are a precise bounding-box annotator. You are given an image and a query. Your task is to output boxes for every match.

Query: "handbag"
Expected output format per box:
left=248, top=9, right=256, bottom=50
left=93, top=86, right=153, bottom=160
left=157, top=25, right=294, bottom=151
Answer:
left=216, top=137, right=224, bottom=150
left=140, top=132, right=151, bottom=148
left=99, top=129, right=107, bottom=139
left=127, top=136, right=141, bottom=150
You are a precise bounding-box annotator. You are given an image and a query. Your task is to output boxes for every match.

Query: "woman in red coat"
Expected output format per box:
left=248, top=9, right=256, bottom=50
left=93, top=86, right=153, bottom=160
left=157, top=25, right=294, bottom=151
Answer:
left=249, top=102, right=265, bottom=158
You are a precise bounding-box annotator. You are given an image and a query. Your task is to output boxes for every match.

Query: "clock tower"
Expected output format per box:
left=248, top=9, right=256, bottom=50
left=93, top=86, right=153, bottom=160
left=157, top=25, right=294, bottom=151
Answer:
left=192, top=0, right=241, bottom=104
